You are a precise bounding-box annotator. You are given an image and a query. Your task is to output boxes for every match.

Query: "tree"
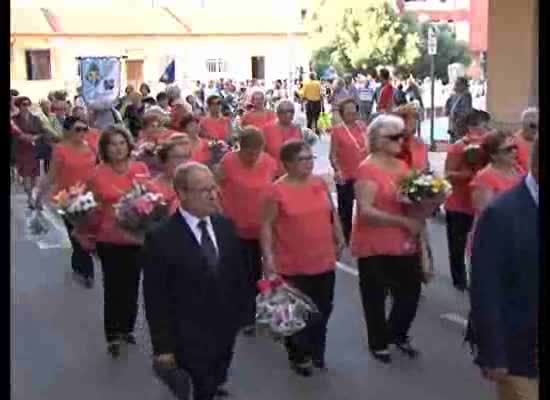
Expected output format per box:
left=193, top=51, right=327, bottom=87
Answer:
left=307, top=0, right=422, bottom=73
left=412, top=23, right=472, bottom=82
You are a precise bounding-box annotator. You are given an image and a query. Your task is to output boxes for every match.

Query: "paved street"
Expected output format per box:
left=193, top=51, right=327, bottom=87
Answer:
left=12, top=139, right=493, bottom=399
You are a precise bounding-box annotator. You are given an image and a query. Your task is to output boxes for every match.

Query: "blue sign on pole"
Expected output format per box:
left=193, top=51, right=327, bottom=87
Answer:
left=80, top=57, right=121, bottom=106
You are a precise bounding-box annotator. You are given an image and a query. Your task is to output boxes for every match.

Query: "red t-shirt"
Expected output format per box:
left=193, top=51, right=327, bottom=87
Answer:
left=146, top=177, right=179, bottom=215
left=268, top=176, right=336, bottom=276
left=470, top=164, right=525, bottom=214
left=331, top=121, right=368, bottom=180
left=88, top=161, right=150, bottom=245
left=220, top=152, right=277, bottom=239
left=241, top=111, right=277, bottom=132
left=52, top=143, right=97, bottom=193
left=351, top=159, right=418, bottom=258
left=84, top=129, right=101, bottom=155
left=377, top=83, right=395, bottom=112
left=191, top=138, right=211, bottom=164
left=399, top=137, right=429, bottom=171
left=200, top=116, right=231, bottom=141
left=263, top=122, right=303, bottom=174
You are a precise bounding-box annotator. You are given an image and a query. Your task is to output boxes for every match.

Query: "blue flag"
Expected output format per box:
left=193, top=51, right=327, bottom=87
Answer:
left=160, top=60, right=175, bottom=84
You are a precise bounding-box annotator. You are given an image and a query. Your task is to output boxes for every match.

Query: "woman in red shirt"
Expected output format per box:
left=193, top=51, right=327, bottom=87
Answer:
left=88, top=125, right=150, bottom=358
left=219, top=127, right=278, bottom=334
left=146, top=136, right=192, bottom=215
left=329, top=97, right=368, bottom=244
left=352, top=114, right=423, bottom=364
left=393, top=104, right=429, bottom=171
left=200, top=94, right=232, bottom=141
left=240, top=91, right=277, bottom=132
left=444, top=111, right=487, bottom=291
left=261, top=140, right=345, bottom=376
left=263, top=100, right=303, bottom=175
left=36, top=116, right=98, bottom=286
left=180, top=114, right=210, bottom=165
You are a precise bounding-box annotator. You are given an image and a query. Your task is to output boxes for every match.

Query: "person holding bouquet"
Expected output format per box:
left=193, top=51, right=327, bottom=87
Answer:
left=147, top=138, right=193, bottom=216
left=261, top=140, right=345, bottom=376
left=88, top=125, right=150, bottom=358
left=329, top=97, right=368, bottom=244
left=200, top=94, right=232, bottom=141
left=35, top=116, right=98, bottom=287
left=393, top=103, right=429, bottom=171
left=444, top=111, right=488, bottom=291
left=218, top=127, right=278, bottom=335
left=352, top=114, right=423, bottom=364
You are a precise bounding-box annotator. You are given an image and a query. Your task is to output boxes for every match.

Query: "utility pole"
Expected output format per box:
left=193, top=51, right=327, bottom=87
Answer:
left=428, top=26, right=438, bottom=151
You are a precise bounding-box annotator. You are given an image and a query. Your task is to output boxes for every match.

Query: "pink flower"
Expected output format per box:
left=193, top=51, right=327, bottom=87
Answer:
left=133, top=196, right=154, bottom=215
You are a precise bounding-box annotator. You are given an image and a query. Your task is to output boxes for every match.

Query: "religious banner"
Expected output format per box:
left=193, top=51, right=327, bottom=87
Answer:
left=79, top=57, right=121, bottom=106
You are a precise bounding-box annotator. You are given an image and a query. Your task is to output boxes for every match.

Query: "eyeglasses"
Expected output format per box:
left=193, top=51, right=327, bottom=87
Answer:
left=279, top=109, right=295, bottom=114
left=383, top=133, right=406, bottom=142
left=187, top=186, right=219, bottom=195
left=21, top=102, right=31, bottom=107
left=499, top=144, right=518, bottom=153
left=211, top=102, right=222, bottom=106
left=74, top=126, right=89, bottom=133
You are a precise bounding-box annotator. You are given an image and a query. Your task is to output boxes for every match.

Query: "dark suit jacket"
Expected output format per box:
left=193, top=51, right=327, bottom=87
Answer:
left=142, top=212, right=249, bottom=363
left=470, top=179, right=539, bottom=378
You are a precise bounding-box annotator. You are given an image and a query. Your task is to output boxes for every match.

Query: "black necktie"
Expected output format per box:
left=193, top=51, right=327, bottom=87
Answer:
left=198, top=220, right=218, bottom=268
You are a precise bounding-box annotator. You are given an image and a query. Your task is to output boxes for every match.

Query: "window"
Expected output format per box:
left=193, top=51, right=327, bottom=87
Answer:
left=206, top=59, right=227, bottom=73
left=25, top=49, right=52, bottom=80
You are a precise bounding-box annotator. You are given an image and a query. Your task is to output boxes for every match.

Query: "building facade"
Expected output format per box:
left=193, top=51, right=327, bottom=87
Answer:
left=10, top=6, right=309, bottom=101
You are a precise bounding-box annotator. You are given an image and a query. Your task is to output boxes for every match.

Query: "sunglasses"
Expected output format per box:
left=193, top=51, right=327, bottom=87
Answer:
left=74, top=126, right=89, bottom=133
left=528, top=123, right=538, bottom=130
left=384, top=133, right=406, bottom=142
left=279, top=109, right=295, bottom=114
left=21, top=102, right=31, bottom=107
left=499, top=144, right=518, bottom=153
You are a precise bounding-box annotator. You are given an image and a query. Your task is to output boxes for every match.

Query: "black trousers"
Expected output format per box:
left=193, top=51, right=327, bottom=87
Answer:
left=62, top=218, right=94, bottom=279
left=241, top=238, right=262, bottom=327
left=336, top=179, right=355, bottom=244
left=357, top=255, right=422, bottom=351
left=96, top=242, right=142, bottom=343
left=305, top=100, right=322, bottom=131
left=177, top=340, right=236, bottom=400
left=282, top=270, right=335, bottom=363
left=445, top=211, right=474, bottom=288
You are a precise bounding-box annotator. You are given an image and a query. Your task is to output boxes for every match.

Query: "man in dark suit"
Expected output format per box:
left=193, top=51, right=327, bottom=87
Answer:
left=142, top=162, right=250, bottom=400
left=469, top=136, right=539, bottom=400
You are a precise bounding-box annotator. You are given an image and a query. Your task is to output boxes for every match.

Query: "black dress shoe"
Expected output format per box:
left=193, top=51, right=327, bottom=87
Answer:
left=215, top=387, right=231, bottom=397
left=84, top=277, right=94, bottom=289
left=290, top=360, right=313, bottom=377
left=107, top=342, right=121, bottom=358
left=370, top=349, right=392, bottom=364
left=241, top=325, right=256, bottom=337
left=393, top=340, right=420, bottom=359
left=312, top=359, right=327, bottom=371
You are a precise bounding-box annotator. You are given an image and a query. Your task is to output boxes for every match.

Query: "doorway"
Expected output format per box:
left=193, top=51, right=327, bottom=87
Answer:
left=251, top=56, right=265, bottom=80
left=126, top=59, right=144, bottom=89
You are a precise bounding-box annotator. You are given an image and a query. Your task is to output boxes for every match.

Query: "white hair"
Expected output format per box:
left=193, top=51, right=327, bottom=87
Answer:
left=367, top=114, right=405, bottom=152
left=521, top=107, right=539, bottom=125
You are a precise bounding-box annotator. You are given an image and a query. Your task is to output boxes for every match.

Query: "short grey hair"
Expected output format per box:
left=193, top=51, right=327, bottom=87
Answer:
left=521, top=107, right=539, bottom=126
left=367, top=114, right=405, bottom=152
left=173, top=162, right=212, bottom=191
left=276, top=100, right=294, bottom=113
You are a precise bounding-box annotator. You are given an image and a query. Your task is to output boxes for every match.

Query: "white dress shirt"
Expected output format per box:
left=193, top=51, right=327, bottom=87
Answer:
left=525, top=173, right=539, bottom=207
left=178, top=208, right=219, bottom=253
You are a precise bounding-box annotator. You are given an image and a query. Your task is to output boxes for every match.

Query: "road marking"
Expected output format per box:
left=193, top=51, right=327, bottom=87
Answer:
left=440, top=313, right=468, bottom=328
left=336, top=261, right=358, bottom=277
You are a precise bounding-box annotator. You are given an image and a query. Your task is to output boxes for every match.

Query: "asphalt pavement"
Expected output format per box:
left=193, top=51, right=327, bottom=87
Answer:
left=11, top=138, right=494, bottom=400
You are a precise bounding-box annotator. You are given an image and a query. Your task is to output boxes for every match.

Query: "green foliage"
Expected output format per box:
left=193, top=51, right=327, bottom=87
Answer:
left=307, top=0, right=472, bottom=81
left=412, top=23, right=472, bottom=82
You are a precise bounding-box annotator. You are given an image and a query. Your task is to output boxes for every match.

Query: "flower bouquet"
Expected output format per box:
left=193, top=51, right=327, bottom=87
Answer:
left=114, top=182, right=169, bottom=237
left=255, top=277, right=320, bottom=339
left=208, top=140, right=230, bottom=166
left=52, top=183, right=98, bottom=225
left=132, top=141, right=162, bottom=175
left=398, top=170, right=452, bottom=220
